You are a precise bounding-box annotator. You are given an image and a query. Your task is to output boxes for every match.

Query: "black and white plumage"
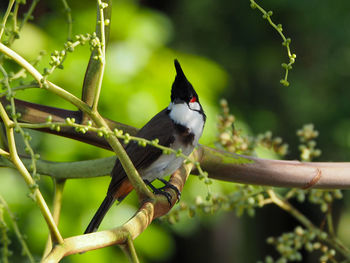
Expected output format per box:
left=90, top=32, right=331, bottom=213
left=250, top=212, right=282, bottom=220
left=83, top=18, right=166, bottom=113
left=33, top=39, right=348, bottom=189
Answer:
left=84, top=59, right=206, bottom=234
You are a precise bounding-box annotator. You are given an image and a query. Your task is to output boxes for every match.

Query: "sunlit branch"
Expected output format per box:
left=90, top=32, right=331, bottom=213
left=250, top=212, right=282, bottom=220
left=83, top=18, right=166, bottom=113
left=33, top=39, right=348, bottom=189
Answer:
left=43, top=160, right=192, bottom=262
left=0, top=103, right=64, bottom=244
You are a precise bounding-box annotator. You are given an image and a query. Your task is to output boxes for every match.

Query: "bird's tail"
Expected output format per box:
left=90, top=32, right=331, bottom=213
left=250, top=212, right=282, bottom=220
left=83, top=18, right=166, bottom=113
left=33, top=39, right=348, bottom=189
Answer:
left=84, top=179, right=134, bottom=234
left=84, top=195, right=115, bottom=234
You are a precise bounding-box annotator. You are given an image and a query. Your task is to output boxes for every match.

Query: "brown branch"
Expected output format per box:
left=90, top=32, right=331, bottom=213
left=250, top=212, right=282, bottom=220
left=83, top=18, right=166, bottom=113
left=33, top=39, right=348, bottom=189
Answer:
left=42, top=156, right=193, bottom=262
left=2, top=98, right=350, bottom=189
left=196, top=145, right=350, bottom=189
left=0, top=97, right=138, bottom=149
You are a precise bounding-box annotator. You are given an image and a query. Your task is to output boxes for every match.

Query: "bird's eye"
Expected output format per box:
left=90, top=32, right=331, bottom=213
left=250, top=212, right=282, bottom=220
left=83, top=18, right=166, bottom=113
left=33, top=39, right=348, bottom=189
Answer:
left=190, top=97, right=196, bottom=103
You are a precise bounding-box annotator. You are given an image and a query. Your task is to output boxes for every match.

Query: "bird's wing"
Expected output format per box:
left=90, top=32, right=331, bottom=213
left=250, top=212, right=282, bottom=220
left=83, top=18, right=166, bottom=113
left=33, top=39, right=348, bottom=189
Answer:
left=107, top=108, right=175, bottom=196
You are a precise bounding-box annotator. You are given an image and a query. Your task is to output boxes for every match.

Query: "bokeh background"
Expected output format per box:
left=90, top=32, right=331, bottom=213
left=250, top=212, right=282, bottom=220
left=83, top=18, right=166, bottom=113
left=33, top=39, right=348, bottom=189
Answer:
left=1, top=0, right=350, bottom=262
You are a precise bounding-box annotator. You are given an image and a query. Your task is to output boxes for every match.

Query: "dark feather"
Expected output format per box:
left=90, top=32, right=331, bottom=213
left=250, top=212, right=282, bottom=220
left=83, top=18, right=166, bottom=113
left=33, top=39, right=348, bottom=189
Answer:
left=84, top=108, right=176, bottom=233
left=84, top=195, right=115, bottom=234
left=174, top=123, right=195, bottom=145
left=107, top=108, right=175, bottom=195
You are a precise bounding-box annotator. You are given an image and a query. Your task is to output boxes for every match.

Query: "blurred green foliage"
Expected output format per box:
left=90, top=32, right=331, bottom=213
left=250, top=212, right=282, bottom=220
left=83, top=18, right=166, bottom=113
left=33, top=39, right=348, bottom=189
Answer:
left=1, top=0, right=350, bottom=262
left=1, top=1, right=227, bottom=262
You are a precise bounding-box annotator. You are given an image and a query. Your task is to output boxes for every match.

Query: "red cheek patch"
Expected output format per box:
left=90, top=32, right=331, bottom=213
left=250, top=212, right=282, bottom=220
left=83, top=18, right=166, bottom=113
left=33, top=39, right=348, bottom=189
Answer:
left=190, top=97, right=196, bottom=103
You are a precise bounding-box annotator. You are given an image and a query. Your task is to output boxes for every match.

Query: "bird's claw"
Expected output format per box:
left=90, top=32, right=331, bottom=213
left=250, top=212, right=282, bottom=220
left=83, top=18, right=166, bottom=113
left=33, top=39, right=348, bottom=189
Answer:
left=143, top=179, right=181, bottom=207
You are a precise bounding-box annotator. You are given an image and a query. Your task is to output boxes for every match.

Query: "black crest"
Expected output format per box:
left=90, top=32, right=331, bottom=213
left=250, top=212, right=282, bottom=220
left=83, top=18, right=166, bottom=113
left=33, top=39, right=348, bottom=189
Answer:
left=171, top=59, right=199, bottom=103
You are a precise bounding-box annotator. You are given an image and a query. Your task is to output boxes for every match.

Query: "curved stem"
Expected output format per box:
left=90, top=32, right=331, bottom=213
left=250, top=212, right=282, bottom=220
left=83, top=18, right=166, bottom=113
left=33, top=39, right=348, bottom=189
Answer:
left=249, top=0, right=295, bottom=86
left=61, top=0, right=73, bottom=40
left=92, top=0, right=107, bottom=112
left=81, top=0, right=111, bottom=120
left=90, top=111, right=154, bottom=201
left=267, top=189, right=350, bottom=259
left=0, top=0, right=15, bottom=40
left=197, top=145, right=350, bottom=189
left=0, top=42, right=152, bottom=203
left=267, top=189, right=315, bottom=229
left=0, top=195, right=34, bottom=263
left=42, top=179, right=66, bottom=259
left=0, top=103, right=64, bottom=244
left=120, top=235, right=140, bottom=263
left=0, top=43, right=90, bottom=113
left=42, top=159, right=192, bottom=262
left=0, top=155, right=115, bottom=179
left=326, top=205, right=335, bottom=237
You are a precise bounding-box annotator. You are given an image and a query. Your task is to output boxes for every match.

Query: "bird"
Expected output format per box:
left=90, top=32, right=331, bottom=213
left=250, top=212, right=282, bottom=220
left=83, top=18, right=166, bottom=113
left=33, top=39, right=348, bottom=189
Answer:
left=84, top=59, right=206, bottom=234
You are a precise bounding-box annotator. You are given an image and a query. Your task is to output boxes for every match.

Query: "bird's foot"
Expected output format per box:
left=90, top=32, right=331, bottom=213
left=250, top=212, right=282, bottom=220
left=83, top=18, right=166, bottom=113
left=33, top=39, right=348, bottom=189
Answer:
left=157, top=178, right=181, bottom=201
left=143, top=179, right=180, bottom=206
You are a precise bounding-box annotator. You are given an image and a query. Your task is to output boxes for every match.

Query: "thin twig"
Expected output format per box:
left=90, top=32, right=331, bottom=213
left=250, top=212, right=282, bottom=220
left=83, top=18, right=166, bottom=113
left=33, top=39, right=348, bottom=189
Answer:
left=267, top=189, right=350, bottom=259
left=326, top=204, right=335, bottom=237
left=0, top=195, right=35, bottom=263
left=43, top=160, right=193, bottom=262
left=0, top=64, right=39, bottom=181
left=0, top=42, right=90, bottom=112
left=92, top=0, right=107, bottom=112
left=0, top=0, right=15, bottom=40
left=42, top=179, right=66, bottom=259
left=249, top=0, right=296, bottom=86
left=61, top=0, right=73, bottom=40
left=0, top=34, right=155, bottom=212
left=0, top=103, right=63, bottom=244
left=120, top=235, right=140, bottom=263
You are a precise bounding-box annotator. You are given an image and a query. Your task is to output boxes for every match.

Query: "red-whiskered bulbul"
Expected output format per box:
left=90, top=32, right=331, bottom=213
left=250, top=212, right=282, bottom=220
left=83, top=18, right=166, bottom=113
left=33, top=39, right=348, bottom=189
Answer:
left=84, top=59, right=206, bottom=234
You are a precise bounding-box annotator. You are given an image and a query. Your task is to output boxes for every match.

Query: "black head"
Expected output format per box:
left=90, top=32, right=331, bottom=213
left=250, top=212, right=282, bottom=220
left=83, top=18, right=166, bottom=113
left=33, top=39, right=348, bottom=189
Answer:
left=171, top=59, right=199, bottom=104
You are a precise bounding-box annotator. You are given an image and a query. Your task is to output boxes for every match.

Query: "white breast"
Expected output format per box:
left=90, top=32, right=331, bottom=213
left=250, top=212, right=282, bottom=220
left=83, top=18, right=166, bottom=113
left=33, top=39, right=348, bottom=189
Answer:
left=168, top=102, right=205, bottom=145
left=141, top=134, right=194, bottom=181
left=141, top=102, right=205, bottom=181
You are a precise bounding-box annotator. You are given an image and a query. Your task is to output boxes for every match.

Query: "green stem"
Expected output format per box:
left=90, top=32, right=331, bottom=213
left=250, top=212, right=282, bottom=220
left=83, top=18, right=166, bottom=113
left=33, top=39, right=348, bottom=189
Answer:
left=92, top=0, right=107, bottom=112
left=91, top=111, right=154, bottom=201
left=0, top=203, right=9, bottom=263
left=42, top=179, right=66, bottom=259
left=0, top=155, right=115, bottom=179
left=327, top=204, right=335, bottom=237
left=120, top=235, right=140, bottom=263
left=44, top=40, right=81, bottom=78
left=0, top=0, right=15, bottom=41
left=267, top=189, right=350, bottom=260
left=267, top=189, right=315, bottom=229
left=15, top=119, right=208, bottom=182
left=0, top=42, right=90, bottom=112
left=249, top=0, right=295, bottom=86
left=0, top=0, right=39, bottom=64
left=81, top=0, right=111, bottom=119
left=19, top=0, right=40, bottom=31
left=61, top=0, right=73, bottom=40
left=11, top=2, right=19, bottom=36
left=0, top=64, right=39, bottom=181
left=0, top=83, right=39, bottom=95
left=0, top=103, right=64, bottom=244
left=0, top=41, right=154, bottom=203
left=0, top=195, right=35, bottom=263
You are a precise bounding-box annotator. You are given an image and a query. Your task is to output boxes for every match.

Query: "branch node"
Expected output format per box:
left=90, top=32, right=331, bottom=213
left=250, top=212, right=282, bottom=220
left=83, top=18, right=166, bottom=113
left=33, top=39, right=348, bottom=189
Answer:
left=302, top=168, right=322, bottom=189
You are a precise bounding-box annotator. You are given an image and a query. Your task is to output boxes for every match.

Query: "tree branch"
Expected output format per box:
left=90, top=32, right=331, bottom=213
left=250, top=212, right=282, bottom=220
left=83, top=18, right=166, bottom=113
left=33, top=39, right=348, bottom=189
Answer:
left=2, top=115, right=350, bottom=189
left=81, top=0, right=111, bottom=114
left=0, top=97, right=138, bottom=149
left=0, top=9, right=154, bottom=204
left=196, top=145, right=350, bottom=189
left=42, top=179, right=66, bottom=259
left=0, top=103, right=64, bottom=244
left=266, top=189, right=350, bottom=259
left=0, top=155, right=115, bottom=179
left=42, top=158, right=193, bottom=262
left=119, top=235, right=140, bottom=263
